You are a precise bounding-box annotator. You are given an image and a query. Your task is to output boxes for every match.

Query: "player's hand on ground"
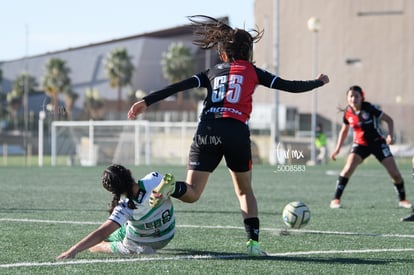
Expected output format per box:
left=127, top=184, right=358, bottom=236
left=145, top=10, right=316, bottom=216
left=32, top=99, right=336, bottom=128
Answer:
left=317, top=74, right=329, bottom=84
left=56, top=250, right=76, bottom=259
left=128, top=100, right=147, bottom=120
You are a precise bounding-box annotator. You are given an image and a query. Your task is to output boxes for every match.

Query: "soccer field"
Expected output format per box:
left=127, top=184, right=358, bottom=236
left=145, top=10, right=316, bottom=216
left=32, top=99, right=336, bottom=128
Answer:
left=1, top=158, right=414, bottom=274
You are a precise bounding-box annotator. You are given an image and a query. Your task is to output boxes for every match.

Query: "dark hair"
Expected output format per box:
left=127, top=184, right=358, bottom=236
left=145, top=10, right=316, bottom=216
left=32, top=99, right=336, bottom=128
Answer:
left=188, top=15, right=264, bottom=62
left=348, top=85, right=365, bottom=101
left=102, top=164, right=136, bottom=213
left=337, top=85, right=366, bottom=112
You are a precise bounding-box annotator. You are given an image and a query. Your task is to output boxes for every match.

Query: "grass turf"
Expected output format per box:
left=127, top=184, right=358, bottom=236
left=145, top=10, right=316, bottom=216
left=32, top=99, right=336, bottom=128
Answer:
left=1, top=157, right=414, bottom=274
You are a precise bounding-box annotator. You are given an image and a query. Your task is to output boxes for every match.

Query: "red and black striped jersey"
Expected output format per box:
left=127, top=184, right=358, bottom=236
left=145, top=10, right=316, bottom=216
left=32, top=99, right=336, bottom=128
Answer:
left=144, top=60, right=324, bottom=123
left=343, top=101, right=384, bottom=145
left=197, top=60, right=263, bottom=122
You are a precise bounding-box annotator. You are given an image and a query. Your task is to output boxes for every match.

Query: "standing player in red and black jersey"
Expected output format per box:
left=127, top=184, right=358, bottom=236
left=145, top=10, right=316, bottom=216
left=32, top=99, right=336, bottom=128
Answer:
left=329, top=85, right=411, bottom=209
left=128, top=15, right=329, bottom=256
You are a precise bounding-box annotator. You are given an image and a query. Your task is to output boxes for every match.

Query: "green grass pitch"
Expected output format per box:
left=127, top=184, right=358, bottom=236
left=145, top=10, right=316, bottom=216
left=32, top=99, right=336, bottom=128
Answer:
left=1, top=157, right=414, bottom=274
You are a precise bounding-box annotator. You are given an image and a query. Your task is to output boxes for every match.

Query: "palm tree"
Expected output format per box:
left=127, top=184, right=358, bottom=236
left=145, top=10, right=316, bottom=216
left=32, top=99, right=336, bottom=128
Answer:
left=6, top=91, right=22, bottom=130
left=161, top=42, right=195, bottom=108
left=63, top=90, right=78, bottom=120
left=42, top=58, right=72, bottom=120
left=84, top=88, right=105, bottom=120
left=0, top=69, right=7, bottom=122
left=0, top=95, right=6, bottom=124
left=104, top=48, right=134, bottom=119
left=0, top=68, right=2, bottom=92
left=6, top=73, right=38, bottom=129
left=13, top=72, right=38, bottom=95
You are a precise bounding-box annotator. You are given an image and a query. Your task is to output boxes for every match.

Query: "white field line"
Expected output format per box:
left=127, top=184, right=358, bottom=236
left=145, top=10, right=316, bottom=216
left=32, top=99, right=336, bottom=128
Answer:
left=2, top=218, right=414, bottom=239
left=1, top=218, right=414, bottom=268
left=2, top=248, right=414, bottom=268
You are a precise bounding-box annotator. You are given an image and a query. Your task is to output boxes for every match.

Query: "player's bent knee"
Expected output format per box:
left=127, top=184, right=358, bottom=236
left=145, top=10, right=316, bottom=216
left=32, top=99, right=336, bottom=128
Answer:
left=181, top=195, right=200, bottom=203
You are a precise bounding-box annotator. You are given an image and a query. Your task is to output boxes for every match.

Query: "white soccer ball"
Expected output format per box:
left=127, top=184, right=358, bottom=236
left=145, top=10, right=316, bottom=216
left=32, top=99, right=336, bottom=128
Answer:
left=282, top=201, right=310, bottom=229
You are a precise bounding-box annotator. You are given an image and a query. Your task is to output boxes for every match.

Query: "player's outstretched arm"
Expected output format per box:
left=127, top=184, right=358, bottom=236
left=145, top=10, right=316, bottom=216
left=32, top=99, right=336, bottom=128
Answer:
left=57, top=220, right=119, bottom=259
left=273, top=73, right=329, bottom=93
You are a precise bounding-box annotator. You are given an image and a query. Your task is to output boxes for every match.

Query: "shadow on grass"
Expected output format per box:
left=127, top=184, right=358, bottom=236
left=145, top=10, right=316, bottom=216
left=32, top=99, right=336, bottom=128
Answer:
left=0, top=208, right=105, bottom=213
left=0, top=208, right=279, bottom=215
left=160, top=248, right=414, bottom=265
left=175, top=209, right=279, bottom=216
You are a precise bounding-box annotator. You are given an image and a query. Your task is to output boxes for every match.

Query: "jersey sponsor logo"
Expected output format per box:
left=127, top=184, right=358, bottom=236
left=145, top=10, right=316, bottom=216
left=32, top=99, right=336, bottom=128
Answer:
left=142, top=209, right=173, bottom=229
left=361, top=111, right=370, bottom=120
left=205, top=106, right=242, bottom=116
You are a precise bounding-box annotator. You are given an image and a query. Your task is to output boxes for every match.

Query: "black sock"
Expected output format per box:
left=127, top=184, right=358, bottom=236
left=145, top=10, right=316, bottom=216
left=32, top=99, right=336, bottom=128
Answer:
left=171, top=181, right=187, bottom=198
left=334, top=176, right=349, bottom=200
left=244, top=217, right=260, bottom=242
left=394, top=181, right=406, bottom=201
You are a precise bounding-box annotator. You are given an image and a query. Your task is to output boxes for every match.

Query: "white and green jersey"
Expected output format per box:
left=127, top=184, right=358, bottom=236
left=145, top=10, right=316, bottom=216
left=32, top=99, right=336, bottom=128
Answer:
left=108, top=172, right=175, bottom=247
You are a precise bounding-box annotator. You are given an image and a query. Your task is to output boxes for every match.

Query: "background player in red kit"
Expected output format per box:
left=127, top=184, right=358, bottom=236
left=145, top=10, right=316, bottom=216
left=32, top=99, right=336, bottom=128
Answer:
left=329, top=85, right=411, bottom=209
left=128, top=15, right=329, bottom=256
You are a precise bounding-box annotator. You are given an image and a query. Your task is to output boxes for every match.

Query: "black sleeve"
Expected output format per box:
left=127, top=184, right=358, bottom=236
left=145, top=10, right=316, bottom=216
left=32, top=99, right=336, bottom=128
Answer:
left=254, top=66, right=324, bottom=93
left=143, top=76, right=200, bottom=106
left=273, top=77, right=324, bottom=93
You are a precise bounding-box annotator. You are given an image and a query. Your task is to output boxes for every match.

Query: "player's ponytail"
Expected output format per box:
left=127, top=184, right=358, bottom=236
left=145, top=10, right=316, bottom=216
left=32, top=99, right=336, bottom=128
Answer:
left=109, top=194, right=121, bottom=214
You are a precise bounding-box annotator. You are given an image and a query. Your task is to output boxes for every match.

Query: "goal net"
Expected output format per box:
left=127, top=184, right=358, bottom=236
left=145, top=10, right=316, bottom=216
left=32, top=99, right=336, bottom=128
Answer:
left=49, top=120, right=197, bottom=166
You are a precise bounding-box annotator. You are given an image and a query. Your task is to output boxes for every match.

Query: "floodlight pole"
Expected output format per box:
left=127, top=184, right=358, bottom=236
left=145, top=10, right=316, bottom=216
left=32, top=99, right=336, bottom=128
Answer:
left=23, top=24, right=30, bottom=166
left=273, top=0, right=280, bottom=153
left=307, top=17, right=320, bottom=165
left=38, top=111, right=45, bottom=167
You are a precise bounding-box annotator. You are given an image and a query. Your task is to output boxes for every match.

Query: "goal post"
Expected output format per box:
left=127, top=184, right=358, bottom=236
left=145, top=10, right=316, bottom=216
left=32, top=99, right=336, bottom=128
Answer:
left=39, top=114, right=275, bottom=167
left=48, top=120, right=198, bottom=166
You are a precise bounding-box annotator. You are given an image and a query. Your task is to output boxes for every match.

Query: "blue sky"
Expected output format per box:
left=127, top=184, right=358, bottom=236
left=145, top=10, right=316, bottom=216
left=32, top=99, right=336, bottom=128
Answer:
left=0, top=0, right=255, bottom=61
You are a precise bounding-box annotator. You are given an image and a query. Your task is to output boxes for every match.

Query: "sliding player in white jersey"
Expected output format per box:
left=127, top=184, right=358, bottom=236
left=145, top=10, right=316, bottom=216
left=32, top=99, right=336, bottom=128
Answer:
left=57, top=164, right=176, bottom=259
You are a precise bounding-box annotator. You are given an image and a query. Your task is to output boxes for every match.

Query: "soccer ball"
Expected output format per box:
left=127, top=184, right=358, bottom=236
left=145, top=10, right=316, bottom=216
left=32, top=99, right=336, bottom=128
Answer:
left=282, top=201, right=310, bottom=229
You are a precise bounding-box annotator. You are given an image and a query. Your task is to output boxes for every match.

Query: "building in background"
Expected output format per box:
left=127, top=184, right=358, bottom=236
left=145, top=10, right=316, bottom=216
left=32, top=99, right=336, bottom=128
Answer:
left=253, top=0, right=414, bottom=144
left=2, top=2, right=414, bottom=162
left=0, top=22, right=219, bottom=121
left=0, top=20, right=220, bottom=161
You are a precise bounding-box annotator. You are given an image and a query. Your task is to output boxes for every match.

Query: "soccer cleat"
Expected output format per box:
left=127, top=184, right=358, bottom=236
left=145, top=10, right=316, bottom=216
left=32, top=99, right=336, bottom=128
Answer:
left=401, top=212, right=414, bottom=222
left=398, top=200, right=412, bottom=209
left=330, top=199, right=342, bottom=209
left=149, top=173, right=176, bottom=208
left=246, top=239, right=268, bottom=256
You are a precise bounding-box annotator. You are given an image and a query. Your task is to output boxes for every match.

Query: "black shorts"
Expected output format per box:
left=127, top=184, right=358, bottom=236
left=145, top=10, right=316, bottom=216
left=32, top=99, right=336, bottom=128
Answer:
left=188, top=119, right=252, bottom=172
left=351, top=139, right=392, bottom=162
